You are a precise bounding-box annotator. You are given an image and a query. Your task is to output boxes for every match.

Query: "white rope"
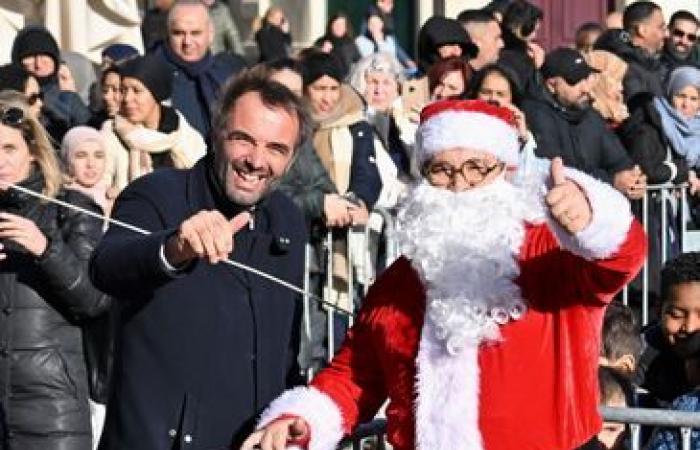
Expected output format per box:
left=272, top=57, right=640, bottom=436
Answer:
left=3, top=182, right=354, bottom=317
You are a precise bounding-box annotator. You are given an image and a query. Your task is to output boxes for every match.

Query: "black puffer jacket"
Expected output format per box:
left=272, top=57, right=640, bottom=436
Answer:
left=617, top=93, right=689, bottom=185
left=0, top=173, right=110, bottom=450
left=594, top=29, right=664, bottom=102
left=521, top=88, right=635, bottom=184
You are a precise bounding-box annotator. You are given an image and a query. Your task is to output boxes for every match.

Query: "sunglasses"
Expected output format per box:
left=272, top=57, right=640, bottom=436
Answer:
left=672, top=28, right=698, bottom=42
left=0, top=107, right=24, bottom=128
left=26, top=92, right=43, bottom=106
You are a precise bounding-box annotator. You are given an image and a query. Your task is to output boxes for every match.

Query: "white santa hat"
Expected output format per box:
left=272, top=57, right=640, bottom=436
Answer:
left=416, top=99, right=520, bottom=167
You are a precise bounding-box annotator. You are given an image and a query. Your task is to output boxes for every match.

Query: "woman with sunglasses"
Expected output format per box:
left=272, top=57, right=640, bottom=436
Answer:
left=0, top=63, right=43, bottom=120
left=0, top=98, right=110, bottom=450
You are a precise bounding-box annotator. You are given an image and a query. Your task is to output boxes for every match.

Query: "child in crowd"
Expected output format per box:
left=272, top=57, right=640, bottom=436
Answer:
left=60, top=126, right=113, bottom=219
left=597, top=367, right=634, bottom=450
left=636, top=252, right=700, bottom=406
left=601, top=302, right=643, bottom=378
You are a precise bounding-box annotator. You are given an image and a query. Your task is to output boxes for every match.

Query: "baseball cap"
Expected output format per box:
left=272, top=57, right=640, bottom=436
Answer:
left=541, top=47, right=600, bottom=85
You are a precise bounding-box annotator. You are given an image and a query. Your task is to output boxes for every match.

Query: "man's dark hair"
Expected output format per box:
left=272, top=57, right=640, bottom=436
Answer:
left=623, top=1, right=661, bottom=34
left=502, top=0, right=543, bottom=40
left=575, top=22, right=604, bottom=49
left=598, top=366, right=633, bottom=406
left=457, top=9, right=496, bottom=26
left=212, top=71, right=312, bottom=150
left=265, top=57, right=303, bottom=77
left=602, top=303, right=642, bottom=362
left=669, top=10, right=699, bottom=30
left=482, top=0, right=512, bottom=19
left=661, top=252, right=700, bottom=303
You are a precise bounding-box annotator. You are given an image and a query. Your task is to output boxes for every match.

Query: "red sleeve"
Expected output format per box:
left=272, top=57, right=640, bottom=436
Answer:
left=520, top=219, right=646, bottom=306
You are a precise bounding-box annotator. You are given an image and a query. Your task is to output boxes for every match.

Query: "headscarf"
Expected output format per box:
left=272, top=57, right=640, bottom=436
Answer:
left=653, top=66, right=700, bottom=167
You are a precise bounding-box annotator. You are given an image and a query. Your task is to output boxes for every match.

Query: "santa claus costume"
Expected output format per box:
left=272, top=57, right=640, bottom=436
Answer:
left=257, top=100, right=647, bottom=450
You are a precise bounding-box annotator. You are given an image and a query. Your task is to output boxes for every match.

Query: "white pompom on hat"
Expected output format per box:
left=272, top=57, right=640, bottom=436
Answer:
left=416, top=99, right=520, bottom=167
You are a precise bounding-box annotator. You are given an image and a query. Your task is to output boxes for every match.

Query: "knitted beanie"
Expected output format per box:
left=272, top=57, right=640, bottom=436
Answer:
left=301, top=51, right=345, bottom=87
left=119, top=55, right=173, bottom=102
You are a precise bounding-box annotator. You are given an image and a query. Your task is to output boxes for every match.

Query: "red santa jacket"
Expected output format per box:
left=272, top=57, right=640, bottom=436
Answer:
left=259, top=171, right=646, bottom=450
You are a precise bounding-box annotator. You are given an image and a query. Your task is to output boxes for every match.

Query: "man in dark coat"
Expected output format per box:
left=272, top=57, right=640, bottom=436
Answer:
left=521, top=48, right=645, bottom=200
left=90, top=72, right=310, bottom=450
left=150, top=0, right=246, bottom=141
left=620, top=1, right=667, bottom=101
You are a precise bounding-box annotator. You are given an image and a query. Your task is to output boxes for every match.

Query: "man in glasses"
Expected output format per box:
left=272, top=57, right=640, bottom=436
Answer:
left=242, top=99, right=647, bottom=450
left=661, top=10, right=700, bottom=76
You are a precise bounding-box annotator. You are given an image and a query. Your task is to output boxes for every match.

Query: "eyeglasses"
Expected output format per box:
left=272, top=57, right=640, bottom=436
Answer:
left=672, top=28, right=698, bottom=42
left=422, top=158, right=503, bottom=187
left=26, top=92, right=43, bottom=106
left=0, top=107, right=24, bottom=128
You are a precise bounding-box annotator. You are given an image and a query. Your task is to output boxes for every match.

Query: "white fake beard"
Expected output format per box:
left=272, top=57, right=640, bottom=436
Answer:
left=397, top=177, right=544, bottom=355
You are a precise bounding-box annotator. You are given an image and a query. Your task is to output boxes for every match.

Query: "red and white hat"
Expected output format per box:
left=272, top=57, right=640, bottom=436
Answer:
left=416, top=99, right=520, bottom=166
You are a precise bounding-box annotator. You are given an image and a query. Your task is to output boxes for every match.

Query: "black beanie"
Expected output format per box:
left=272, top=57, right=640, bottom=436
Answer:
left=119, top=55, right=173, bottom=102
left=301, top=51, right=344, bottom=87
left=11, top=26, right=61, bottom=72
left=0, top=64, right=30, bottom=92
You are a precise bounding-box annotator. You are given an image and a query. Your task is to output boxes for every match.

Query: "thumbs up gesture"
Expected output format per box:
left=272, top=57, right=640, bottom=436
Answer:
left=546, top=158, right=592, bottom=234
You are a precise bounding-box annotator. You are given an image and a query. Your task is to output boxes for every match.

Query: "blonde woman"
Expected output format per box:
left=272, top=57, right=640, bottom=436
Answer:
left=0, top=98, right=110, bottom=450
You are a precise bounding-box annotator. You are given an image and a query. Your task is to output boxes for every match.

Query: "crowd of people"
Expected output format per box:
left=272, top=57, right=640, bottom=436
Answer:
left=0, top=0, right=699, bottom=449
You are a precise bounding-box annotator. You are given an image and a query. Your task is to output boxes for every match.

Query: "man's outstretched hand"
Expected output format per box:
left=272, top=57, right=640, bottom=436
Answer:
left=241, top=416, right=310, bottom=450
left=546, top=157, right=592, bottom=234
left=164, top=210, right=250, bottom=266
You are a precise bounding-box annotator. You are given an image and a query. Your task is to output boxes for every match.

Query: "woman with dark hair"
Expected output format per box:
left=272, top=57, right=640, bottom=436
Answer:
left=87, top=65, right=122, bottom=129
left=315, top=13, right=361, bottom=77
left=0, top=97, right=110, bottom=450
left=499, top=0, right=545, bottom=97
left=355, top=9, right=399, bottom=62
left=427, top=57, right=472, bottom=100
left=483, top=0, right=512, bottom=22
left=471, top=63, right=546, bottom=182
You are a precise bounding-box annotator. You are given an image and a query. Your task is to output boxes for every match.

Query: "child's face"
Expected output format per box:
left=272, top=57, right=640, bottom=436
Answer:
left=662, top=282, right=700, bottom=357
left=598, top=393, right=626, bottom=449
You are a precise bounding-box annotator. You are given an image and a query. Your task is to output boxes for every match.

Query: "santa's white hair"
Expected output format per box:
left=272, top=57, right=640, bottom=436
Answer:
left=397, top=175, right=545, bottom=355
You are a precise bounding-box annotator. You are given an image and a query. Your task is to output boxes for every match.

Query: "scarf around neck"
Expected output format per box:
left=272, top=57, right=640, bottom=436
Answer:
left=161, top=43, right=220, bottom=118
left=653, top=96, right=700, bottom=168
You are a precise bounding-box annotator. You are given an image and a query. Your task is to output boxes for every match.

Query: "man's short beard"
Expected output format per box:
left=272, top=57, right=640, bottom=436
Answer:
left=213, top=143, right=274, bottom=206
left=397, top=177, right=545, bottom=354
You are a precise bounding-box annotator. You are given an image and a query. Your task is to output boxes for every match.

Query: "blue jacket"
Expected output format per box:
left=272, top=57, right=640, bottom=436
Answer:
left=90, top=156, right=306, bottom=450
left=151, top=43, right=246, bottom=141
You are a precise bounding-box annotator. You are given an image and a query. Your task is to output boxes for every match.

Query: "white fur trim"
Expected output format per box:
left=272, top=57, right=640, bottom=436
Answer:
left=257, top=386, right=344, bottom=450
left=415, top=317, right=483, bottom=450
left=548, top=167, right=633, bottom=260
left=417, top=111, right=519, bottom=165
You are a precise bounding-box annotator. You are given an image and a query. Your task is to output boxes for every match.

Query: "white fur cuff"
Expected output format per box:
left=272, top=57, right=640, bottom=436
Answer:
left=549, top=168, right=633, bottom=260
left=258, top=386, right=344, bottom=450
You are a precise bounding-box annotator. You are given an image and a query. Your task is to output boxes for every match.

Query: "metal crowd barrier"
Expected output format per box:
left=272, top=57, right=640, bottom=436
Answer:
left=342, top=408, right=700, bottom=450
left=300, top=207, right=399, bottom=370
left=622, top=183, right=691, bottom=325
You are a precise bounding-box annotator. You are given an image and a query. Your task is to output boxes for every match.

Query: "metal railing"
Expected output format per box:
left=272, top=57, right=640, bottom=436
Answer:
left=343, top=408, right=700, bottom=450
left=622, top=183, right=690, bottom=325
